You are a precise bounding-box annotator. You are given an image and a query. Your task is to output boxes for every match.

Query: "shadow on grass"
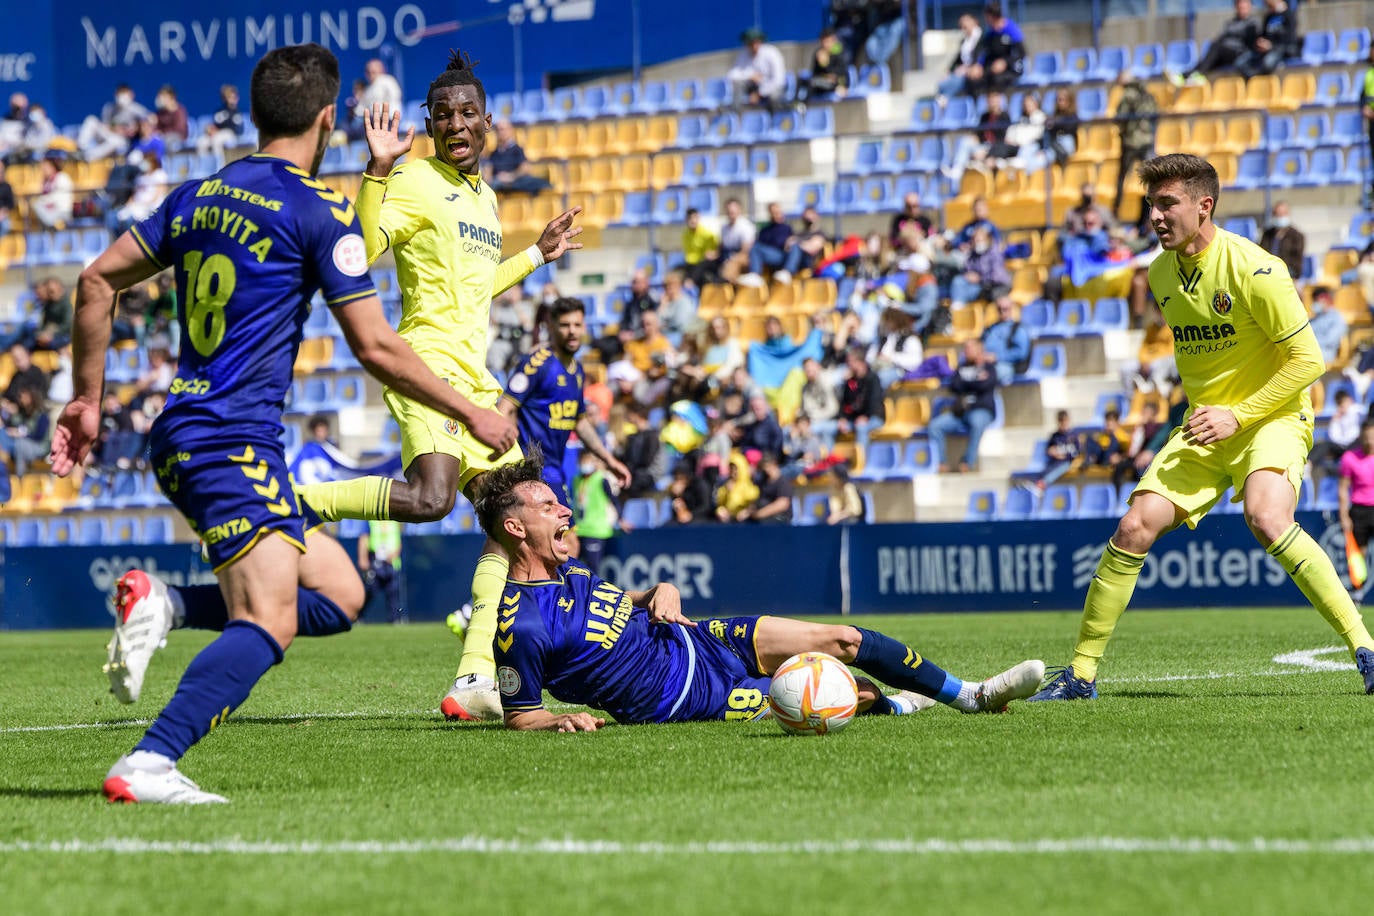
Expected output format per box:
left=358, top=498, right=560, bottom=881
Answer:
left=1108, top=689, right=1187, bottom=699
left=0, top=787, right=93, bottom=799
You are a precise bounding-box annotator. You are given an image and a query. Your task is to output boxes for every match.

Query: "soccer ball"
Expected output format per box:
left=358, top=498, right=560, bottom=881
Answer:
left=768, top=652, right=859, bottom=736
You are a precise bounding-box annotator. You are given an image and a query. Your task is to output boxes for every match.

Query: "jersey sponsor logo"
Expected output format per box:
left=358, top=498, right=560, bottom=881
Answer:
left=497, top=666, right=521, bottom=696
left=445, top=192, right=461, bottom=202
left=708, top=619, right=727, bottom=641
left=584, top=581, right=633, bottom=649
left=1171, top=323, right=1236, bottom=342
left=169, top=377, right=211, bottom=396
left=202, top=515, right=252, bottom=544
left=194, top=177, right=282, bottom=211
left=507, top=371, right=530, bottom=395
left=1211, top=289, right=1233, bottom=317
left=332, top=234, right=367, bottom=277
left=557, top=596, right=574, bottom=613
left=457, top=221, right=502, bottom=249
left=1253, top=267, right=1273, bottom=276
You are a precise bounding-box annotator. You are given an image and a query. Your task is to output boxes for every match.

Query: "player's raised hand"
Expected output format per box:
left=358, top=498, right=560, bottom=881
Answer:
left=536, top=207, right=584, bottom=263
left=1182, top=404, right=1238, bottom=446
left=645, top=583, right=695, bottom=628
left=605, top=455, right=633, bottom=490
left=363, top=102, right=414, bottom=177
left=554, top=713, right=605, bottom=733
left=468, top=407, right=519, bottom=460
left=48, top=397, right=102, bottom=478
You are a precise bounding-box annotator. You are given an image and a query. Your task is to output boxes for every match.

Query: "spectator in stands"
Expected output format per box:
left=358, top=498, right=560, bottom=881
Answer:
left=1363, top=47, right=1374, bottom=203
left=1029, top=410, right=1082, bottom=491
left=740, top=394, right=785, bottom=458
left=714, top=450, right=760, bottom=521
left=801, top=357, right=841, bottom=443
left=982, top=295, right=1032, bottom=384
left=486, top=121, right=552, bottom=195
left=617, top=402, right=667, bottom=496
left=966, top=2, right=1025, bottom=96
left=1084, top=409, right=1129, bottom=471
left=197, top=85, right=245, bottom=162
left=1121, top=306, right=1176, bottom=394
left=1258, top=200, right=1304, bottom=280
left=1041, top=89, right=1079, bottom=166
left=620, top=269, right=658, bottom=336
left=32, top=277, right=71, bottom=351
left=1308, top=287, right=1347, bottom=369
left=838, top=346, right=885, bottom=444
left=1312, top=389, right=1364, bottom=477
left=783, top=411, right=826, bottom=475
left=136, top=337, right=176, bottom=398
left=625, top=310, right=677, bottom=405
left=111, top=151, right=170, bottom=234
left=1115, top=399, right=1164, bottom=489
left=740, top=453, right=795, bottom=524
left=702, top=316, right=745, bottom=387
left=790, top=207, right=829, bottom=279
left=1358, top=240, right=1374, bottom=309
left=965, top=91, right=1015, bottom=172
left=937, top=13, right=983, bottom=100
left=1237, top=0, right=1298, bottom=79
left=131, top=115, right=168, bottom=166
left=717, top=197, right=756, bottom=282
left=15, top=102, right=55, bottom=164
left=0, top=93, right=26, bottom=161
left=728, top=28, right=788, bottom=113
left=357, top=58, right=403, bottom=118
left=1064, top=183, right=1115, bottom=236
left=96, top=389, right=142, bottom=469
left=800, top=26, right=851, bottom=104
left=1171, top=0, right=1260, bottom=85
left=153, top=85, right=188, bottom=148
left=890, top=191, right=934, bottom=254
left=0, top=161, right=13, bottom=235
left=680, top=208, right=720, bottom=289
left=868, top=307, right=923, bottom=389
left=308, top=415, right=336, bottom=446
left=78, top=84, right=147, bottom=161
left=31, top=151, right=73, bottom=230
left=746, top=202, right=801, bottom=281
left=1114, top=69, right=1157, bottom=226
left=0, top=384, right=50, bottom=474
left=954, top=196, right=1003, bottom=247
left=659, top=271, right=699, bottom=340
left=951, top=225, right=1011, bottom=309
left=2, top=343, right=47, bottom=406
left=929, top=338, right=998, bottom=473
left=827, top=465, right=865, bottom=524
left=667, top=461, right=713, bottom=525
left=997, top=92, right=1047, bottom=170
left=488, top=288, right=533, bottom=372
left=863, top=0, right=907, bottom=67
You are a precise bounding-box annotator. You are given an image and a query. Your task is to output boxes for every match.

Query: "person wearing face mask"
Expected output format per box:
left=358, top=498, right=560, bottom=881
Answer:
left=154, top=85, right=189, bottom=148
left=799, top=26, right=850, bottom=104
left=78, top=85, right=148, bottom=162
left=1258, top=200, right=1304, bottom=280
left=1307, top=286, right=1347, bottom=369
left=572, top=453, right=621, bottom=574
left=1064, top=182, right=1116, bottom=235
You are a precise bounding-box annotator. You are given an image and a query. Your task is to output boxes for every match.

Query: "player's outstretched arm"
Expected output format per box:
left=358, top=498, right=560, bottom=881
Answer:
left=491, top=207, right=584, bottom=297
left=504, top=708, right=605, bottom=732
left=335, top=296, right=517, bottom=457
left=626, top=583, right=695, bottom=627
left=51, top=232, right=161, bottom=477
left=354, top=104, right=414, bottom=263
left=575, top=415, right=632, bottom=488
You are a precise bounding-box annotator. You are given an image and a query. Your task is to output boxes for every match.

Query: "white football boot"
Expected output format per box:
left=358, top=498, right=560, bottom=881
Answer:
left=104, top=570, right=176, bottom=704
left=103, top=754, right=227, bottom=805
left=969, top=659, right=1047, bottom=713
left=887, top=691, right=939, bottom=714
left=440, top=673, right=503, bottom=721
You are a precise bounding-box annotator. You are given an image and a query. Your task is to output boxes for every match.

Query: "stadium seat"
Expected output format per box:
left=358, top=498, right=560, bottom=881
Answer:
left=1055, top=299, right=1092, bottom=336
left=614, top=190, right=653, bottom=227
left=1088, top=45, right=1129, bottom=82
left=1131, top=43, right=1165, bottom=78
left=1022, top=342, right=1067, bottom=379
left=912, top=136, right=944, bottom=172
left=1022, top=51, right=1062, bottom=87
left=1263, top=115, right=1295, bottom=151
left=1165, top=40, right=1198, bottom=75
left=1220, top=216, right=1259, bottom=241
left=1075, top=87, right=1108, bottom=121
left=605, top=82, right=640, bottom=117
left=708, top=150, right=747, bottom=185
left=797, top=492, right=830, bottom=526
left=851, top=64, right=891, bottom=97
left=548, top=87, right=580, bottom=122
left=1036, top=484, right=1078, bottom=519
left=881, top=137, right=919, bottom=173
left=1291, top=112, right=1329, bottom=149
left=1301, top=30, right=1337, bottom=67
left=12, top=517, right=46, bottom=547
left=1090, top=297, right=1129, bottom=331
left=575, top=85, right=610, bottom=119
left=966, top=490, right=997, bottom=522
left=1315, top=475, right=1341, bottom=511
left=938, top=96, right=978, bottom=130
left=797, top=106, right=835, bottom=139
left=794, top=183, right=832, bottom=216
left=669, top=79, right=704, bottom=112
left=1228, top=150, right=1268, bottom=191
left=749, top=149, right=778, bottom=179
left=674, top=113, right=709, bottom=149
left=47, top=517, right=78, bottom=546
left=847, top=140, right=883, bottom=176
left=1078, top=483, right=1118, bottom=519
left=999, top=486, right=1036, bottom=521
left=141, top=516, right=175, bottom=545
left=1058, top=47, right=1095, bottom=84
left=1312, top=72, right=1351, bottom=107
left=1332, top=109, right=1365, bottom=147
left=516, top=90, right=551, bottom=124
left=621, top=498, right=659, bottom=529
left=1298, top=147, right=1343, bottom=188
left=629, top=81, right=668, bottom=116
left=856, top=177, right=895, bottom=214
left=701, top=78, right=731, bottom=110
left=76, top=516, right=112, bottom=546
left=737, top=109, right=771, bottom=144
left=1333, top=27, right=1371, bottom=64
left=853, top=441, right=900, bottom=481
left=1018, top=299, right=1055, bottom=337
left=1267, top=149, right=1306, bottom=189
left=895, top=438, right=940, bottom=477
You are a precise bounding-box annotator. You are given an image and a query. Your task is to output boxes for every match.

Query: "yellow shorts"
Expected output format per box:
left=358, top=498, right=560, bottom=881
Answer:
left=384, top=384, right=523, bottom=493
left=1132, top=411, right=1313, bottom=529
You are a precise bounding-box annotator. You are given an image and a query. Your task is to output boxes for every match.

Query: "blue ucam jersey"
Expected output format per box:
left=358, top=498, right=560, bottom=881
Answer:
left=495, top=559, right=693, bottom=724
left=502, top=346, right=584, bottom=477
left=132, top=154, right=375, bottom=452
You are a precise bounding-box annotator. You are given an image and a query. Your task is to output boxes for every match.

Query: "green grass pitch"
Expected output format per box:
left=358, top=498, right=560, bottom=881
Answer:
left=2, top=608, right=1371, bottom=915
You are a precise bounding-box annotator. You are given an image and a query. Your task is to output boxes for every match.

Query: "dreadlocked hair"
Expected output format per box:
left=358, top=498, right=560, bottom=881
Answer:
left=425, top=48, right=486, bottom=111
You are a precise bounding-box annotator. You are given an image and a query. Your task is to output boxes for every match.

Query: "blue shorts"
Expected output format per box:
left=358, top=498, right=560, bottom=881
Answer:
left=667, top=615, right=774, bottom=723
left=153, top=439, right=323, bottom=572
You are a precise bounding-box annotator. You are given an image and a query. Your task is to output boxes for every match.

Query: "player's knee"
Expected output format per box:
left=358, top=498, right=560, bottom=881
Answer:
left=412, top=487, right=456, bottom=522
left=1114, top=511, right=1158, bottom=553
left=334, top=576, right=366, bottom=621
left=830, top=625, right=863, bottom=662
left=1244, top=505, right=1294, bottom=545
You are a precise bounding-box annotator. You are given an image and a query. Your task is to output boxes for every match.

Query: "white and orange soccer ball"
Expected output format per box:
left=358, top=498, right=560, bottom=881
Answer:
left=768, top=652, right=859, bottom=736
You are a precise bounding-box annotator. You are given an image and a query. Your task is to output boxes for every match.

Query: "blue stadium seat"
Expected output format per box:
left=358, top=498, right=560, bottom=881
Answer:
left=13, top=517, right=46, bottom=546
left=1023, top=342, right=1067, bottom=379
left=1263, top=115, right=1295, bottom=150
left=76, top=516, right=112, bottom=545
left=632, top=80, right=670, bottom=116
left=966, top=490, right=998, bottom=522
left=797, top=106, right=835, bottom=139
left=1292, top=112, right=1330, bottom=149
left=1058, top=47, right=1095, bottom=84
left=880, top=137, right=919, bottom=173
left=1165, top=40, right=1198, bottom=75
left=1078, top=483, right=1118, bottom=519
left=798, top=492, right=830, bottom=526
left=1229, top=150, right=1268, bottom=191
left=333, top=373, right=367, bottom=408
left=910, top=98, right=940, bottom=132
left=686, top=187, right=719, bottom=216
left=708, top=150, right=747, bottom=185
left=749, top=149, right=778, bottom=179
left=1221, top=216, right=1259, bottom=241
left=109, top=515, right=141, bottom=543
left=794, top=182, right=832, bottom=216
left=1347, top=213, right=1374, bottom=247
left=857, top=177, right=895, bottom=214
left=853, top=441, right=900, bottom=481
left=516, top=90, right=551, bottom=123
left=912, top=136, right=944, bottom=172
left=1298, top=147, right=1343, bottom=188
left=575, top=85, right=610, bottom=119
left=621, top=498, right=659, bottom=529
left=669, top=79, right=704, bottom=112
left=834, top=178, right=863, bottom=215
left=1089, top=45, right=1129, bottom=82
left=1092, top=392, right=1129, bottom=425
left=1075, top=87, right=1108, bottom=121
left=1312, top=72, right=1351, bottom=107
left=605, top=82, right=640, bottom=117
left=0, top=519, right=14, bottom=545
left=1320, top=378, right=1356, bottom=419
left=999, top=486, right=1036, bottom=521
left=1343, top=148, right=1370, bottom=187
left=938, top=96, right=978, bottom=130
left=1332, top=109, right=1365, bottom=147
left=736, top=109, right=771, bottom=144
left=1316, top=475, right=1341, bottom=511
left=847, top=139, right=883, bottom=176
left=47, top=517, right=78, bottom=546
left=1267, top=149, right=1307, bottom=189
left=674, top=114, right=710, bottom=149
left=896, top=438, right=940, bottom=476
left=141, top=516, right=175, bottom=544
left=1131, top=43, right=1165, bottom=78
left=1021, top=51, right=1062, bottom=87
left=1333, top=28, right=1371, bottom=64
left=549, top=87, right=580, bottom=121
left=701, top=78, right=731, bottom=110
left=614, top=191, right=653, bottom=227
left=1301, top=30, right=1337, bottom=67
left=1055, top=299, right=1093, bottom=336
left=1018, top=299, right=1055, bottom=337
left=681, top=152, right=712, bottom=186
left=1090, top=297, right=1129, bottom=331
left=851, top=64, right=891, bottom=97
left=488, top=93, right=519, bottom=123
left=1036, top=484, right=1078, bottom=519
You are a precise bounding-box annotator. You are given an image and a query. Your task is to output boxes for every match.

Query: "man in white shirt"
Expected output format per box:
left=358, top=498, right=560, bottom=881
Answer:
left=717, top=197, right=757, bottom=283
left=358, top=59, right=402, bottom=114
left=727, top=28, right=788, bottom=112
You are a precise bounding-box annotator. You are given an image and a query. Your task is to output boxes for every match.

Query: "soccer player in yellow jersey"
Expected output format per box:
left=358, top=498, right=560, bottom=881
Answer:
left=1031, top=153, right=1374, bottom=700
left=295, top=51, right=584, bottom=719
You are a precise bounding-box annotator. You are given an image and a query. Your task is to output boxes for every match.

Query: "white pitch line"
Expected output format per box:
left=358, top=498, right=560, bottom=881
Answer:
left=2, top=837, right=1373, bottom=856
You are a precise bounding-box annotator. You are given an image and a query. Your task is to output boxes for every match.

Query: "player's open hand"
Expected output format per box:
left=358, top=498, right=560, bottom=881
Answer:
left=468, top=407, right=519, bottom=459
left=605, top=456, right=633, bottom=490
left=363, top=102, right=414, bottom=177
left=1182, top=404, right=1238, bottom=446
left=49, top=397, right=101, bottom=477
left=536, top=207, right=584, bottom=263
left=645, top=583, right=694, bottom=628
left=554, top=712, right=605, bottom=733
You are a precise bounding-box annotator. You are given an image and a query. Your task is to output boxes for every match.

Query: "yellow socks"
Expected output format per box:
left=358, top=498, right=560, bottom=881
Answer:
left=455, top=551, right=510, bottom=680
left=296, top=477, right=393, bottom=522
left=1268, top=523, right=1374, bottom=657
left=1070, top=540, right=1147, bottom=682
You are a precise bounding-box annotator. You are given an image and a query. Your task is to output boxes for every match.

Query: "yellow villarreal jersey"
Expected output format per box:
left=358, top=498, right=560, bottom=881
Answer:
left=1148, top=227, right=1311, bottom=418
left=377, top=157, right=504, bottom=397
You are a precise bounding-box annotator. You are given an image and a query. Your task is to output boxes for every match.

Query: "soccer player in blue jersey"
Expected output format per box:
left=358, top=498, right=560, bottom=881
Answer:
left=472, top=454, right=1044, bottom=731
left=49, top=44, right=497, bottom=804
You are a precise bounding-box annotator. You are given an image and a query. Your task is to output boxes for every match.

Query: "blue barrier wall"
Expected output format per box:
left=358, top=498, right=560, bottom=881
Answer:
left=2, top=1, right=819, bottom=125
left=2, top=512, right=1352, bottom=630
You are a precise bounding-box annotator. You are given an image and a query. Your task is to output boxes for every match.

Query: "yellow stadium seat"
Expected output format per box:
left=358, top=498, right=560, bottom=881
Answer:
left=1320, top=250, right=1359, bottom=288
left=732, top=285, right=763, bottom=311
left=1054, top=161, right=1097, bottom=198
left=294, top=337, right=333, bottom=375
left=766, top=280, right=797, bottom=308
left=736, top=315, right=768, bottom=343
left=1336, top=286, right=1370, bottom=327
left=581, top=122, right=613, bottom=158
left=564, top=159, right=594, bottom=190
left=943, top=196, right=973, bottom=232
left=1209, top=152, right=1239, bottom=188
left=552, top=123, right=586, bottom=157
left=1244, top=74, right=1282, bottom=111
left=800, top=277, right=837, bottom=309
left=1168, top=83, right=1207, bottom=115
left=1010, top=266, right=1046, bottom=305
left=500, top=196, right=529, bottom=232
left=950, top=304, right=985, bottom=338
left=872, top=396, right=931, bottom=440
left=522, top=124, right=554, bottom=160
left=609, top=154, right=650, bottom=192
left=1204, top=75, right=1245, bottom=111
left=635, top=116, right=677, bottom=154
left=1154, top=118, right=1189, bottom=154
left=1279, top=71, right=1316, bottom=109
left=650, top=153, right=682, bottom=190
left=701, top=283, right=734, bottom=312
left=958, top=169, right=992, bottom=199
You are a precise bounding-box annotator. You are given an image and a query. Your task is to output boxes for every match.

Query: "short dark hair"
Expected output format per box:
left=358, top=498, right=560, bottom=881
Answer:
left=984, top=1, right=1004, bottom=18
left=686, top=207, right=700, bottom=219
left=1336, top=389, right=1354, bottom=403
left=1312, top=285, right=1333, bottom=300
left=1137, top=153, right=1220, bottom=213
left=550, top=296, right=585, bottom=320
left=474, top=451, right=547, bottom=540
left=426, top=49, right=486, bottom=112
left=250, top=43, right=341, bottom=140
left=1104, top=408, right=1120, bottom=422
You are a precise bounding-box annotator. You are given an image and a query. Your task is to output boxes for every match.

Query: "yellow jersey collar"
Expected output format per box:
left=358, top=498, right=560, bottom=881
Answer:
left=431, top=155, right=483, bottom=193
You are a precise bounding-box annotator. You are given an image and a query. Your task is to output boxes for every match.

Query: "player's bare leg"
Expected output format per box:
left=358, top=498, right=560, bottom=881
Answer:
left=1246, top=468, right=1374, bottom=691
left=752, top=616, right=1042, bottom=713
left=386, top=452, right=463, bottom=522
left=441, top=471, right=507, bottom=721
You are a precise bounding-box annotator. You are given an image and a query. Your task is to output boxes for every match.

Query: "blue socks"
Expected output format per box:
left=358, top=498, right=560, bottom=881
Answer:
left=136, top=620, right=283, bottom=761
left=852, top=627, right=964, bottom=705
left=171, top=586, right=353, bottom=637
